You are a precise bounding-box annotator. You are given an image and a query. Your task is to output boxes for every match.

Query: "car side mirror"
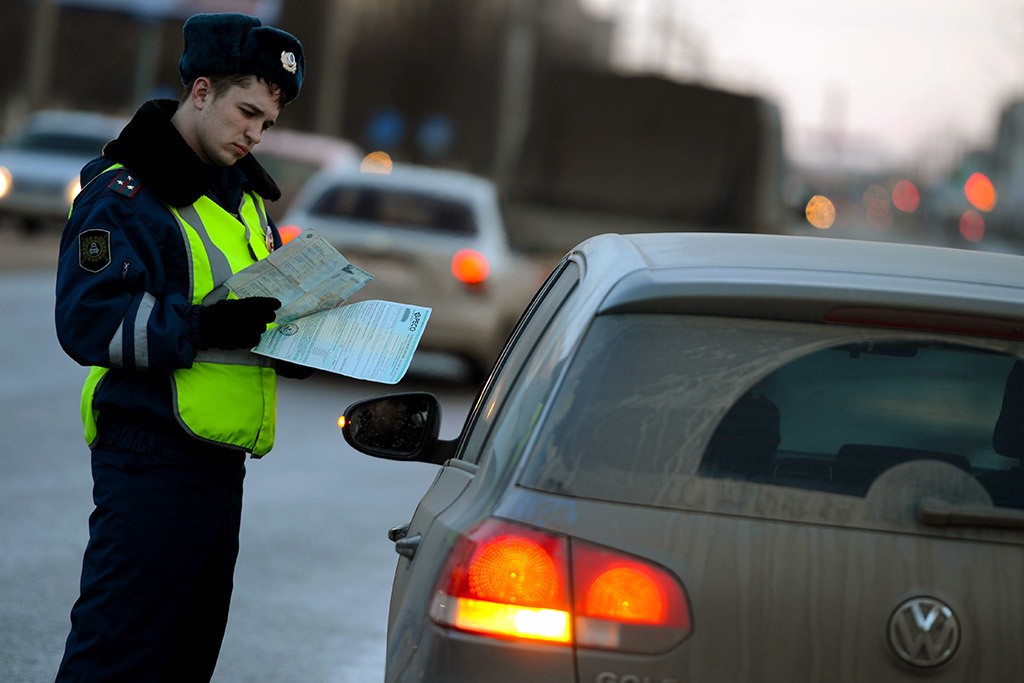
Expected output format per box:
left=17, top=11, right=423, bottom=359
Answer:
left=341, top=391, right=452, bottom=463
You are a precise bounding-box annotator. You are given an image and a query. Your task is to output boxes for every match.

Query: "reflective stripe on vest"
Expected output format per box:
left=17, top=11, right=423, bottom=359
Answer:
left=81, top=164, right=279, bottom=457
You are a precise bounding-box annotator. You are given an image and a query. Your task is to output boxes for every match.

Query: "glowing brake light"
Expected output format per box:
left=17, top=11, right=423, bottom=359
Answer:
left=451, top=249, right=490, bottom=285
left=430, top=520, right=571, bottom=643
left=278, top=224, right=302, bottom=245
left=429, top=519, right=691, bottom=652
left=572, top=543, right=690, bottom=651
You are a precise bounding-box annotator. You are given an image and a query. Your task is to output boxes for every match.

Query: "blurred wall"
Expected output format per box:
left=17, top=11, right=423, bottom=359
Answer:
left=280, top=0, right=613, bottom=174
left=0, top=4, right=183, bottom=128
left=1, top=0, right=611, bottom=168
left=0, top=0, right=783, bottom=241
left=505, top=67, right=785, bottom=248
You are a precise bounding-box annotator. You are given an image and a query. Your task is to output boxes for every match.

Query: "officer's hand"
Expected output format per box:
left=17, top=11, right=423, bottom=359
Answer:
left=194, top=297, right=281, bottom=350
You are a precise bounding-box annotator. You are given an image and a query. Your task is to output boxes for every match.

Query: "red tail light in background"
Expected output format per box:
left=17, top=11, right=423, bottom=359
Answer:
left=451, top=248, right=490, bottom=286
left=278, top=224, right=302, bottom=245
left=429, top=518, right=692, bottom=653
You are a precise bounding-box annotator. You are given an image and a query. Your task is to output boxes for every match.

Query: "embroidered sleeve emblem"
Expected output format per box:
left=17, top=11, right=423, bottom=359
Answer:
left=79, top=228, right=112, bottom=273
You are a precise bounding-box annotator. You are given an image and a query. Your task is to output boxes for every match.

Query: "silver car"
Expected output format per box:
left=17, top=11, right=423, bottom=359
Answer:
left=283, top=163, right=548, bottom=378
left=0, top=110, right=127, bottom=232
left=343, top=232, right=1024, bottom=682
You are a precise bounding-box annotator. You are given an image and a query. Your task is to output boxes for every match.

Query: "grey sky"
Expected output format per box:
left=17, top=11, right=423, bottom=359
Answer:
left=582, top=0, right=1024, bottom=170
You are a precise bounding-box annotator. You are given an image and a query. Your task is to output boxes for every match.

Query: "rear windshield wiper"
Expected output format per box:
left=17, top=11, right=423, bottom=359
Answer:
left=917, top=496, right=1024, bottom=530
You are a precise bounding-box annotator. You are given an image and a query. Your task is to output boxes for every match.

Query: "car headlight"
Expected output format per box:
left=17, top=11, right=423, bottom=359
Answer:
left=65, top=176, right=82, bottom=205
left=0, top=166, right=11, bottom=199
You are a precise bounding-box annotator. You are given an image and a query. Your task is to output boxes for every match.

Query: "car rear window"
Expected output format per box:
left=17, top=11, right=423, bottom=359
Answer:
left=309, top=185, right=478, bottom=235
left=520, top=314, right=1024, bottom=511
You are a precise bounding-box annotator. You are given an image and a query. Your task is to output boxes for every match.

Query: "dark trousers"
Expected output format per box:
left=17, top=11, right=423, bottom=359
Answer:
left=55, top=444, right=246, bottom=683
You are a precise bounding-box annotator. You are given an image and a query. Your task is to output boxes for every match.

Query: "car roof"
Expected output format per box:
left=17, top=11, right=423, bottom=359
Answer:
left=14, top=109, right=128, bottom=140
left=303, top=162, right=497, bottom=200
left=254, top=128, right=361, bottom=166
left=577, top=232, right=1024, bottom=324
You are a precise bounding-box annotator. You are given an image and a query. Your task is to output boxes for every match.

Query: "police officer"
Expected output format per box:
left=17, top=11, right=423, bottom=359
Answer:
left=54, top=13, right=311, bottom=682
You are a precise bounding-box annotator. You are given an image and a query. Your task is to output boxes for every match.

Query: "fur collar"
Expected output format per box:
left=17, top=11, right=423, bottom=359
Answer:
left=102, top=99, right=281, bottom=207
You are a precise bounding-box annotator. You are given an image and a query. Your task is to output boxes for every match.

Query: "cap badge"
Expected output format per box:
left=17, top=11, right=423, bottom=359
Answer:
left=281, top=51, right=297, bottom=74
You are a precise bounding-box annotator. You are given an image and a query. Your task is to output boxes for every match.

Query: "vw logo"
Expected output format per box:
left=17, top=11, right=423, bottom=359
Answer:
left=887, top=596, right=961, bottom=668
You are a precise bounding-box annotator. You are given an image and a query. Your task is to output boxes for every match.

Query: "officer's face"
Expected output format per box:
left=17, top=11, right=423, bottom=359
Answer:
left=194, top=76, right=281, bottom=167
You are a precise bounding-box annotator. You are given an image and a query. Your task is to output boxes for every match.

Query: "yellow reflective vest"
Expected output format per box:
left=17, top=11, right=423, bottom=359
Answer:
left=77, top=164, right=279, bottom=457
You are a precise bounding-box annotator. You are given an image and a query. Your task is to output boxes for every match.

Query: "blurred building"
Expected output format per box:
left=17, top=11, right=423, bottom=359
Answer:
left=0, top=0, right=612, bottom=170
left=1, top=0, right=786, bottom=244
left=281, top=0, right=614, bottom=173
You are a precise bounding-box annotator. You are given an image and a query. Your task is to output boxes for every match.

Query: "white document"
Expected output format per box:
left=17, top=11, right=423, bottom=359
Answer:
left=225, top=230, right=373, bottom=323
left=253, top=300, right=431, bottom=384
left=225, top=230, right=430, bottom=384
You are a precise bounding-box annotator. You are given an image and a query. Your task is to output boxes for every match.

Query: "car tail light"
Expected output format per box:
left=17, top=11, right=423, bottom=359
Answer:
left=572, top=543, right=691, bottom=652
left=430, top=519, right=572, bottom=643
left=429, top=518, right=692, bottom=653
left=451, top=248, right=490, bottom=286
left=278, top=224, right=302, bottom=245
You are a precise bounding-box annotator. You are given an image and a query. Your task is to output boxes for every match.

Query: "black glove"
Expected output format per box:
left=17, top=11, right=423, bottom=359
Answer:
left=192, top=297, right=281, bottom=350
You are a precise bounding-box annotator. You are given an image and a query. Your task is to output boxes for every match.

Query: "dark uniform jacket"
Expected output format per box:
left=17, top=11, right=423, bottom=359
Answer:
left=54, top=98, right=284, bottom=456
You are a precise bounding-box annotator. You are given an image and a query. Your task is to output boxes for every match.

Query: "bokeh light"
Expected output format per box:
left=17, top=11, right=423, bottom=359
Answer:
left=805, top=195, right=836, bottom=229
left=278, top=224, right=302, bottom=245
left=891, top=179, right=920, bottom=213
left=360, top=151, right=394, bottom=174
left=964, top=172, right=996, bottom=211
left=862, top=184, right=893, bottom=230
left=959, top=210, right=985, bottom=243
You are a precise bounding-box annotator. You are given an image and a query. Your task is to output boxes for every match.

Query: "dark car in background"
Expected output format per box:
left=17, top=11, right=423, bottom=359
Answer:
left=0, top=110, right=127, bottom=233
left=343, top=232, right=1024, bottom=682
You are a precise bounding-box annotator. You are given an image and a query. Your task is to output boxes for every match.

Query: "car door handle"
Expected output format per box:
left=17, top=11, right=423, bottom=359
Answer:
left=388, top=523, right=411, bottom=542
left=394, top=534, right=422, bottom=559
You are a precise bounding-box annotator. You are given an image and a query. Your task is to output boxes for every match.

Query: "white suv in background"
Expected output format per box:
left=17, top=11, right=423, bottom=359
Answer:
left=283, top=163, right=551, bottom=379
left=0, top=110, right=127, bottom=233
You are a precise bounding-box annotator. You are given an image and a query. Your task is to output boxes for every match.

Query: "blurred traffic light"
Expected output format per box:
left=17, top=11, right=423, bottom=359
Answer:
left=360, top=151, right=394, bottom=174
left=964, top=172, right=996, bottom=211
left=959, top=209, right=985, bottom=242
left=891, top=179, right=920, bottom=213
left=805, top=195, right=836, bottom=229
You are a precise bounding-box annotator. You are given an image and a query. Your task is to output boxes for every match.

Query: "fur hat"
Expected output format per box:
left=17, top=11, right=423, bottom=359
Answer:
left=178, top=13, right=305, bottom=103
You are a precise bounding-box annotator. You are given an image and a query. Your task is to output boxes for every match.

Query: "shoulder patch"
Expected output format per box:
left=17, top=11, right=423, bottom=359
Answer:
left=79, top=229, right=112, bottom=273
left=107, top=171, right=141, bottom=198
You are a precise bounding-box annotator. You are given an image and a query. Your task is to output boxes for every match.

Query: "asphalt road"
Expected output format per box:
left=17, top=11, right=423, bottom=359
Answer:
left=0, top=262, right=477, bottom=682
